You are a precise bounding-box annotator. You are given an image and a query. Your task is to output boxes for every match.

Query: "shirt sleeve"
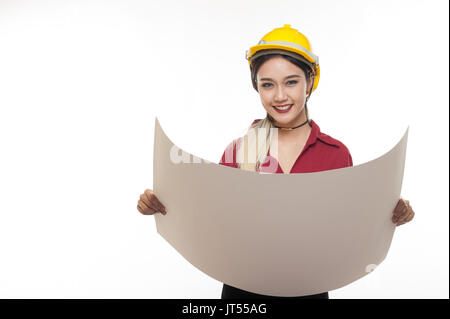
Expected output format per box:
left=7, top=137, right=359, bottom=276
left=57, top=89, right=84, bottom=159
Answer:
left=336, top=147, right=353, bottom=169
left=327, top=143, right=353, bottom=170
left=347, top=152, right=353, bottom=167
left=219, top=138, right=239, bottom=168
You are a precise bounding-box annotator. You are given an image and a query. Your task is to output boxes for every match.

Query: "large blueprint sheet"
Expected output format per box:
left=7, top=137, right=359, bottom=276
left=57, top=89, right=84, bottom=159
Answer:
left=153, top=117, right=408, bottom=296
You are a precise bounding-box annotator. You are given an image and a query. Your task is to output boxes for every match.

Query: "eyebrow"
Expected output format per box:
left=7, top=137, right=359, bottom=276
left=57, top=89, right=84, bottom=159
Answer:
left=259, top=74, right=302, bottom=82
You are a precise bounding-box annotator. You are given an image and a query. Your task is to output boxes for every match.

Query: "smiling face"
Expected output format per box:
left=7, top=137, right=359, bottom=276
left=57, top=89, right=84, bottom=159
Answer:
left=256, top=55, right=313, bottom=128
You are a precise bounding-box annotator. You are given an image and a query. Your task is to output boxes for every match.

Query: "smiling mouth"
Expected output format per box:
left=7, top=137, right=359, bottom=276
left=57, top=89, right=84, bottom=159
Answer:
left=273, top=104, right=293, bottom=111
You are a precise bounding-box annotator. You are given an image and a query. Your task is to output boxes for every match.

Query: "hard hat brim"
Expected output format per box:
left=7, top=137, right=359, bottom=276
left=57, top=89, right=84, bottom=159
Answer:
left=247, top=43, right=318, bottom=65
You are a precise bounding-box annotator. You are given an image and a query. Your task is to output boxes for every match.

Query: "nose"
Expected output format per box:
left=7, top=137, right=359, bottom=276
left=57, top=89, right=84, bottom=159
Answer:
left=274, top=85, right=287, bottom=102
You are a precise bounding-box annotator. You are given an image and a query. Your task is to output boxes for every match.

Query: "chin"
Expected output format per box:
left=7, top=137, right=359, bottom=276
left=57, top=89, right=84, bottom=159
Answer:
left=269, top=111, right=299, bottom=124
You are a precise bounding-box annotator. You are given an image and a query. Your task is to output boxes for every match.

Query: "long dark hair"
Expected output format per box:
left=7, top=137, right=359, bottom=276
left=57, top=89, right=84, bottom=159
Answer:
left=249, top=52, right=314, bottom=125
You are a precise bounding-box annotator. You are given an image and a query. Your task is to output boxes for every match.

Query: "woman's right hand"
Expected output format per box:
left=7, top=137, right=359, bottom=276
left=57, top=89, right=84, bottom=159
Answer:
left=137, top=189, right=167, bottom=215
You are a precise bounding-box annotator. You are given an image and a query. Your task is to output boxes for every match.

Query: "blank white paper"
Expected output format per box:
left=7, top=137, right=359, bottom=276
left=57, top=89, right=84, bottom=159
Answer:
left=153, top=117, right=408, bottom=297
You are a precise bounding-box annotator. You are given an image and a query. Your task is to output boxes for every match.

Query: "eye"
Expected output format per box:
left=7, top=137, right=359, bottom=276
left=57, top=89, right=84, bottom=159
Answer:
left=287, top=80, right=298, bottom=85
left=261, top=83, right=273, bottom=88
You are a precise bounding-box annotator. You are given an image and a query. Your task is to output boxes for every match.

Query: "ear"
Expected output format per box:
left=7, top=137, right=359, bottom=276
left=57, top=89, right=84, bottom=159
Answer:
left=306, top=73, right=314, bottom=94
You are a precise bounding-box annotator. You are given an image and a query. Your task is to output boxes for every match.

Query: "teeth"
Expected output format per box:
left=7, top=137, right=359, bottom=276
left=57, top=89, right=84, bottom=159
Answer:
left=274, top=104, right=292, bottom=110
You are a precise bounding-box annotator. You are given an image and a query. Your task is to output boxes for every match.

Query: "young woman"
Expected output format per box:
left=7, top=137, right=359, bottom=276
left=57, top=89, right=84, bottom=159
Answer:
left=137, top=24, right=415, bottom=299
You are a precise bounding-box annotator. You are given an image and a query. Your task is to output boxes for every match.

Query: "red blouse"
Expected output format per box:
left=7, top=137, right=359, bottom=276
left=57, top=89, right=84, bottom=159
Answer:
left=219, top=119, right=353, bottom=173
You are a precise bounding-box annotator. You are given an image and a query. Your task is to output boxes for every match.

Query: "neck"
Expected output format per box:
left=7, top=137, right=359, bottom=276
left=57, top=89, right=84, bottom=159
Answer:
left=269, top=109, right=311, bottom=139
left=278, top=121, right=311, bottom=141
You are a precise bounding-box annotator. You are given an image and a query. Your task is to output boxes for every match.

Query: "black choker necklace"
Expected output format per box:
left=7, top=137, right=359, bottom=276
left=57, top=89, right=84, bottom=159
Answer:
left=271, top=118, right=309, bottom=130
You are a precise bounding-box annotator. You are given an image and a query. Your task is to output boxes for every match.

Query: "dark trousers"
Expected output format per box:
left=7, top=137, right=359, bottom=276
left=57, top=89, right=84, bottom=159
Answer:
left=221, top=284, right=329, bottom=299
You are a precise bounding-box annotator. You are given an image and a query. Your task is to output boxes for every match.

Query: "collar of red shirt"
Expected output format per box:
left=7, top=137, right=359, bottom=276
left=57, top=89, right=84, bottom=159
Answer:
left=252, top=118, right=341, bottom=150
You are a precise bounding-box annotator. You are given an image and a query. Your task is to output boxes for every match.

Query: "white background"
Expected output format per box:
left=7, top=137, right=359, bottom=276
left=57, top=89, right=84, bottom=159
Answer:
left=0, top=0, right=448, bottom=298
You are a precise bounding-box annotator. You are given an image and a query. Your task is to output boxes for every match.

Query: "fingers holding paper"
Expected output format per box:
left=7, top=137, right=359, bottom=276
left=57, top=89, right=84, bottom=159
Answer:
left=137, top=189, right=167, bottom=215
left=391, top=198, right=415, bottom=226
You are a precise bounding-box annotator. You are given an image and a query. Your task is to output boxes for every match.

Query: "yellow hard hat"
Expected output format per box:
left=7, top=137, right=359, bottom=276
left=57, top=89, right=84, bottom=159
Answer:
left=246, top=24, right=320, bottom=92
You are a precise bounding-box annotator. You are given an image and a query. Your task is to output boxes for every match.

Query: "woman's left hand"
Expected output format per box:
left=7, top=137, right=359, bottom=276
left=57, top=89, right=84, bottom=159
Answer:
left=392, top=198, right=415, bottom=226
